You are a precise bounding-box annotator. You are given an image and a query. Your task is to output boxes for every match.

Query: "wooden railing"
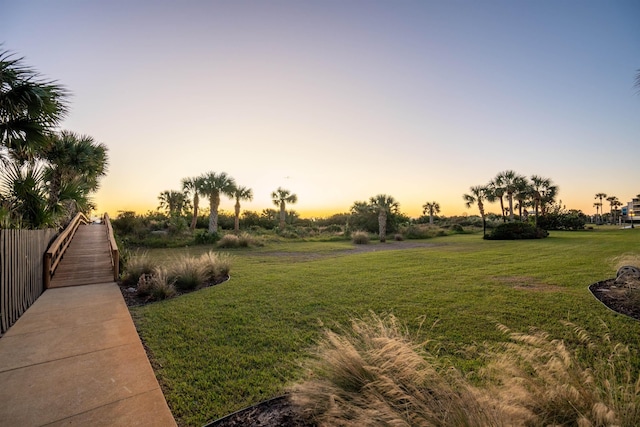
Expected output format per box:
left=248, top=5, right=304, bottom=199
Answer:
left=1, top=228, right=58, bottom=335
left=43, top=212, right=89, bottom=289
left=103, top=213, right=119, bottom=281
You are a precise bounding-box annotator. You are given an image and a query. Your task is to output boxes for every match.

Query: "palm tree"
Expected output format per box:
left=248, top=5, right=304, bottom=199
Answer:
left=232, top=185, right=253, bottom=232
left=487, top=178, right=506, bottom=222
left=1, top=49, right=69, bottom=164
left=271, top=187, right=298, bottom=230
left=422, top=201, right=440, bottom=225
left=594, top=193, right=607, bottom=224
left=182, top=175, right=204, bottom=230
left=605, top=196, right=619, bottom=224
left=530, top=175, right=556, bottom=226
left=157, top=190, right=189, bottom=217
left=369, top=194, right=399, bottom=243
left=463, top=185, right=488, bottom=237
left=495, top=170, right=527, bottom=221
left=200, top=172, right=236, bottom=233
left=42, top=131, right=108, bottom=219
left=0, top=162, right=52, bottom=228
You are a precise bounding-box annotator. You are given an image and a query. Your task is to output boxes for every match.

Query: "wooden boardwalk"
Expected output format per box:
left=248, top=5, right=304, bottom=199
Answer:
left=49, top=223, right=115, bottom=288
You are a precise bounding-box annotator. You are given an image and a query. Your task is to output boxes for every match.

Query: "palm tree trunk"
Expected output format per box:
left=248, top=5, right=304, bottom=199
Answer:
left=499, top=197, right=506, bottom=222
left=234, top=200, right=240, bottom=232
left=378, top=211, right=387, bottom=242
left=508, top=194, right=514, bottom=221
left=208, top=193, right=220, bottom=233
left=279, top=201, right=286, bottom=230
left=190, top=193, right=199, bottom=230
left=429, top=212, right=434, bottom=225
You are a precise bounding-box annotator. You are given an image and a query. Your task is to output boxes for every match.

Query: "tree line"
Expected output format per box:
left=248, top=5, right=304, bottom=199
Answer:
left=1, top=49, right=108, bottom=228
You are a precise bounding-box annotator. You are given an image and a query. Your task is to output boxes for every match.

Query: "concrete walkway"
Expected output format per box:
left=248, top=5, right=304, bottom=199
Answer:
left=0, top=282, right=176, bottom=426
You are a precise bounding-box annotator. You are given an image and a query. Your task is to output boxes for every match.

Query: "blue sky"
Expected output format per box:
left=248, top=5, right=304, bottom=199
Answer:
left=3, top=1, right=639, bottom=217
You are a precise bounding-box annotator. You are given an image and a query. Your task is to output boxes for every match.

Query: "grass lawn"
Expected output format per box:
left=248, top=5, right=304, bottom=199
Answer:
left=131, top=228, right=640, bottom=426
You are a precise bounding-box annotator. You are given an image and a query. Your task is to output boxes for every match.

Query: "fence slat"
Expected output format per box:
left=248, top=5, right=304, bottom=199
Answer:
left=0, top=228, right=58, bottom=335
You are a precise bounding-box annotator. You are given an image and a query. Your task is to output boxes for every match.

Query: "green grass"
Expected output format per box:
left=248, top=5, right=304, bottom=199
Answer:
left=131, top=229, right=640, bottom=426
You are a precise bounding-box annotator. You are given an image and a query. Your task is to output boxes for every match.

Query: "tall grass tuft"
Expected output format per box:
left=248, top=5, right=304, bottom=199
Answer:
left=481, top=321, right=640, bottom=427
left=198, top=251, right=232, bottom=282
left=169, top=255, right=206, bottom=291
left=122, top=251, right=157, bottom=285
left=292, top=313, right=504, bottom=426
left=351, top=231, right=370, bottom=245
left=137, top=268, right=176, bottom=300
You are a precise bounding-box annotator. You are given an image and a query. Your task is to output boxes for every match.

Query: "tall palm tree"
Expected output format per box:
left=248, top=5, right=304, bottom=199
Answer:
left=1, top=49, right=69, bottom=164
left=200, top=172, right=236, bottom=233
left=232, top=185, right=253, bottom=232
left=182, top=175, right=204, bottom=230
left=157, top=190, right=188, bottom=217
left=594, top=193, right=607, bottom=224
left=369, top=194, right=398, bottom=243
left=487, top=178, right=506, bottom=222
left=42, top=131, right=108, bottom=219
left=271, top=187, right=297, bottom=230
left=463, top=185, right=488, bottom=237
left=422, top=201, right=440, bottom=225
left=606, top=196, right=619, bottom=224
left=495, top=170, right=527, bottom=221
left=530, top=175, right=556, bottom=226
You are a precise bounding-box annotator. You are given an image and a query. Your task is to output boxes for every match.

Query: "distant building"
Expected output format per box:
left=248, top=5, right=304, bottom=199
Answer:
left=622, top=198, right=640, bottom=223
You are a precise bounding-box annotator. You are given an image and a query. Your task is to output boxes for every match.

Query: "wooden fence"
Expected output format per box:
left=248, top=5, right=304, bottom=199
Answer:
left=0, top=228, right=58, bottom=335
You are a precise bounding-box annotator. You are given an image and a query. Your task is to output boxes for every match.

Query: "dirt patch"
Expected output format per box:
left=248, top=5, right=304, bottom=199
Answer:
left=492, top=276, right=563, bottom=292
left=204, top=395, right=314, bottom=427
left=590, top=279, right=640, bottom=321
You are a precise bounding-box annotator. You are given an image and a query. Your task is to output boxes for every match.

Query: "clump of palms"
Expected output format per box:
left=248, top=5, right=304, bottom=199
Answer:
left=200, top=171, right=236, bottom=233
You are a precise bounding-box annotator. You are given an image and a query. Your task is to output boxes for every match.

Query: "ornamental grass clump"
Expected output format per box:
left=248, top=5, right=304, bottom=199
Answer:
left=481, top=321, right=640, bottom=427
left=169, top=255, right=206, bottom=291
left=198, top=251, right=232, bottom=282
left=122, top=251, right=157, bottom=285
left=136, top=268, right=176, bottom=301
left=292, top=313, right=504, bottom=427
left=351, top=231, right=370, bottom=245
left=217, top=234, right=240, bottom=248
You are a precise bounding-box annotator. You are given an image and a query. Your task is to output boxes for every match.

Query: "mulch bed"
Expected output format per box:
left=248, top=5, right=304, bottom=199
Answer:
left=203, top=395, right=315, bottom=427
left=118, top=275, right=229, bottom=307
left=589, top=278, right=640, bottom=321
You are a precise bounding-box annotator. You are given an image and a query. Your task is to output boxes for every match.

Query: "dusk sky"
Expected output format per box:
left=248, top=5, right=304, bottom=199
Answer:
left=3, top=1, right=639, bottom=218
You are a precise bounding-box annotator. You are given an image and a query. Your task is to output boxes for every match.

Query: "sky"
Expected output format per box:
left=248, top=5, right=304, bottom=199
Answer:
left=3, top=0, right=639, bottom=218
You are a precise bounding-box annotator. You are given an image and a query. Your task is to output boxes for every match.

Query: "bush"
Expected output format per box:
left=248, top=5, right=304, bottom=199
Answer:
left=169, top=256, right=206, bottom=291
left=323, top=224, right=343, bottom=233
left=351, top=231, right=370, bottom=244
left=195, top=230, right=219, bottom=245
left=537, top=212, right=586, bottom=231
left=394, top=233, right=404, bottom=241
left=451, top=224, right=464, bottom=233
left=136, top=269, right=176, bottom=300
left=485, top=222, right=549, bottom=240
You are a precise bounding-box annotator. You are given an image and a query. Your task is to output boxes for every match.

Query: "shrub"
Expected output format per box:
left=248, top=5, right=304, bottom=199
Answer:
left=169, top=256, right=206, bottom=291
left=194, top=230, right=219, bottom=245
left=351, top=231, right=370, bottom=244
left=324, top=224, right=343, bottom=233
left=451, top=224, right=464, bottom=233
left=122, top=251, right=157, bottom=285
left=485, top=222, right=548, bottom=240
left=394, top=233, right=404, bottom=241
